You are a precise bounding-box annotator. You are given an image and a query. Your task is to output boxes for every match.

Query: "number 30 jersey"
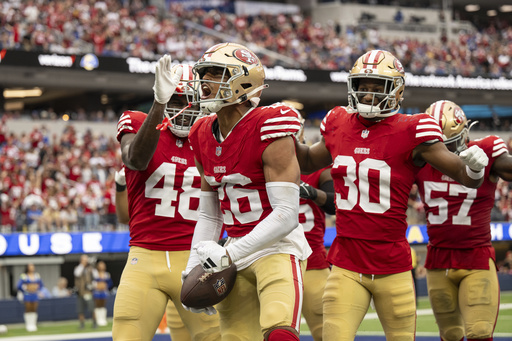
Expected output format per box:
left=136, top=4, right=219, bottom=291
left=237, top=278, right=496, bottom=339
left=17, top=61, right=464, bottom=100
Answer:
left=321, top=107, right=442, bottom=274
left=116, top=110, right=201, bottom=251
left=415, top=135, right=507, bottom=270
left=188, top=103, right=312, bottom=269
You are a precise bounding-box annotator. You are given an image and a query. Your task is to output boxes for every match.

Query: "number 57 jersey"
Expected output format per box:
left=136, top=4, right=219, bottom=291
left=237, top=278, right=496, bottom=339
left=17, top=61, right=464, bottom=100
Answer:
left=321, top=107, right=442, bottom=274
left=415, top=135, right=508, bottom=270
left=117, top=110, right=201, bottom=251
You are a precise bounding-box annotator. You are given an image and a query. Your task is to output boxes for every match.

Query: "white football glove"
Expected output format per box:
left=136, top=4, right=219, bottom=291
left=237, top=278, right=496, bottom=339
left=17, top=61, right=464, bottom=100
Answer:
left=153, top=55, right=183, bottom=104
left=114, top=168, right=126, bottom=186
left=180, top=270, right=217, bottom=315
left=194, top=240, right=230, bottom=273
left=459, top=145, right=488, bottom=172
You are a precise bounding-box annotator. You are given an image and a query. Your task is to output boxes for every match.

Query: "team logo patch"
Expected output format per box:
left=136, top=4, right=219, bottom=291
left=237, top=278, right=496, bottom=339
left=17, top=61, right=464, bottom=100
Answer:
left=216, top=146, right=222, bottom=156
left=233, top=49, right=259, bottom=65
left=176, top=139, right=183, bottom=148
left=363, top=69, right=373, bottom=74
left=213, top=277, right=227, bottom=296
left=131, top=258, right=138, bottom=265
left=361, top=129, right=370, bottom=139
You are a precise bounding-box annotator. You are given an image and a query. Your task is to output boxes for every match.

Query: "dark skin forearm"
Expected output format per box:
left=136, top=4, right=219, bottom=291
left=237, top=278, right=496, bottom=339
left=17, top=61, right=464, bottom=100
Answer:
left=121, top=101, right=166, bottom=170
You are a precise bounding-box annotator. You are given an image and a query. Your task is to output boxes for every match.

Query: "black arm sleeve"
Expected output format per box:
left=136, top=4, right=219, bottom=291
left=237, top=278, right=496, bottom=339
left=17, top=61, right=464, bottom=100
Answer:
left=319, top=180, right=336, bottom=215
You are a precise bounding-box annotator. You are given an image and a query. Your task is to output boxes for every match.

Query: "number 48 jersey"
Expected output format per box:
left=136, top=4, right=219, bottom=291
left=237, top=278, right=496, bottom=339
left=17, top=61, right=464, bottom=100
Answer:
left=415, top=135, right=508, bottom=269
left=321, top=107, right=442, bottom=274
left=116, top=110, right=201, bottom=251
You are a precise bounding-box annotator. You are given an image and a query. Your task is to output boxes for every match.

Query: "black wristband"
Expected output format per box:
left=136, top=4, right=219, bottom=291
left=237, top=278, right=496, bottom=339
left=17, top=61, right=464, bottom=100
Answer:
left=116, top=183, right=127, bottom=192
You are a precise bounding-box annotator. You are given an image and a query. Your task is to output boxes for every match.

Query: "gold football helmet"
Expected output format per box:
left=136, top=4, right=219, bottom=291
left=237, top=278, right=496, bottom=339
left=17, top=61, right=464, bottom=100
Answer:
left=425, top=100, right=470, bottom=154
left=164, top=64, right=204, bottom=137
left=348, top=50, right=405, bottom=118
left=192, top=43, right=267, bottom=113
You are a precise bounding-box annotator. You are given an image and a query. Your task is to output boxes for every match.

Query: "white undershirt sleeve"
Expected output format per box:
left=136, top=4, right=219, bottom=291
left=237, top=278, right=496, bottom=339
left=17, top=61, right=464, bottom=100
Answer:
left=185, top=191, right=224, bottom=273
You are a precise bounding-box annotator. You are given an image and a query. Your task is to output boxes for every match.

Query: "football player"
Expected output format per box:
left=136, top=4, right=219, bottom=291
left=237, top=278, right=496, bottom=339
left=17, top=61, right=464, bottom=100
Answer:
left=295, top=117, right=335, bottom=341
left=113, top=166, right=193, bottom=339
left=112, top=56, right=220, bottom=341
left=294, top=50, right=489, bottom=340
left=182, top=43, right=312, bottom=341
left=415, top=100, right=512, bottom=341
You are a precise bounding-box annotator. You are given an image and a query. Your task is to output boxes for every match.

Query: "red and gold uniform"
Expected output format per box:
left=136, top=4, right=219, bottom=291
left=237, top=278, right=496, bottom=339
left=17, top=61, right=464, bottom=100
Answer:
left=189, top=103, right=311, bottom=340
left=299, top=168, right=331, bottom=341
left=321, top=107, right=442, bottom=340
left=415, top=135, right=506, bottom=341
left=113, top=110, right=219, bottom=341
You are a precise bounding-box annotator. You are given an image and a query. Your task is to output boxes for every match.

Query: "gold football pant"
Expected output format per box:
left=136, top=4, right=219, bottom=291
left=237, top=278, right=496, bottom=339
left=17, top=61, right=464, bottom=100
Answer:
left=426, top=258, right=499, bottom=341
left=112, top=247, right=220, bottom=341
left=303, top=267, right=330, bottom=341
left=323, top=266, right=416, bottom=341
left=216, top=253, right=306, bottom=341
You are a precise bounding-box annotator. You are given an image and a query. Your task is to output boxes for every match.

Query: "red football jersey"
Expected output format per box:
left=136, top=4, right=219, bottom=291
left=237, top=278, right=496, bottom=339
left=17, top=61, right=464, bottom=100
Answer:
left=188, top=103, right=301, bottom=237
left=300, top=168, right=330, bottom=270
left=321, top=107, right=443, bottom=274
left=416, top=135, right=507, bottom=269
left=116, top=111, right=201, bottom=251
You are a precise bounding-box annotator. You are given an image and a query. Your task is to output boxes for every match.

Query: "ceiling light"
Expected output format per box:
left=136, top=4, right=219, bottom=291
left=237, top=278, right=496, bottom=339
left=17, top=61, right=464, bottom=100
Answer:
left=465, top=4, right=480, bottom=12
left=500, top=5, right=512, bottom=12
left=487, top=10, right=498, bottom=16
left=3, top=88, right=43, bottom=99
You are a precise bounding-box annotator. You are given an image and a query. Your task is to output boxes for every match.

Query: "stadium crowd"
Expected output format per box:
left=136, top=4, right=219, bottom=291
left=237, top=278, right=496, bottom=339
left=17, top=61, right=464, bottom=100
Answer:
left=0, top=0, right=510, bottom=77
left=0, top=118, right=123, bottom=233
left=1, top=112, right=512, bottom=234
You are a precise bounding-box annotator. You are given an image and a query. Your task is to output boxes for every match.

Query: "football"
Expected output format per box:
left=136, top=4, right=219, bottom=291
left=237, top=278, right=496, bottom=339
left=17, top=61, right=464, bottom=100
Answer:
left=180, top=264, right=237, bottom=309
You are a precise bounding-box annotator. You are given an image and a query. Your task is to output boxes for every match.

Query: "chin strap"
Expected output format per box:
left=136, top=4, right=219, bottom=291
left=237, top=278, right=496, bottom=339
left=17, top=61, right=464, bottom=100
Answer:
left=356, top=103, right=399, bottom=118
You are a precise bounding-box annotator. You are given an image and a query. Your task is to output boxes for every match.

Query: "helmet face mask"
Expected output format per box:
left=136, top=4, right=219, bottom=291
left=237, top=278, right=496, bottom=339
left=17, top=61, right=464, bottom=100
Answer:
left=164, top=64, right=204, bottom=138
left=192, top=43, right=266, bottom=113
left=426, top=100, right=470, bottom=155
left=348, top=50, right=405, bottom=119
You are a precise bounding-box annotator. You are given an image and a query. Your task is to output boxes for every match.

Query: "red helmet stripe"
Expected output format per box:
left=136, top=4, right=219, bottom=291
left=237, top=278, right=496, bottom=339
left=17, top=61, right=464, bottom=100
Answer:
left=431, top=101, right=446, bottom=127
left=363, top=50, right=384, bottom=69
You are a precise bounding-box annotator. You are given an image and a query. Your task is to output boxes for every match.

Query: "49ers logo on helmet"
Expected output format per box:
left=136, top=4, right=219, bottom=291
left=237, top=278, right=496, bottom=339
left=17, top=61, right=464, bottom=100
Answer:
left=454, top=108, right=465, bottom=124
left=233, top=49, right=259, bottom=65
left=393, top=59, right=405, bottom=73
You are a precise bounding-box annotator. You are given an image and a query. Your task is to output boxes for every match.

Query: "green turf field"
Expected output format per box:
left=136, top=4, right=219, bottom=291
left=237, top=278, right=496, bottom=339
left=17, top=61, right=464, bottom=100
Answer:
left=1, top=291, right=511, bottom=338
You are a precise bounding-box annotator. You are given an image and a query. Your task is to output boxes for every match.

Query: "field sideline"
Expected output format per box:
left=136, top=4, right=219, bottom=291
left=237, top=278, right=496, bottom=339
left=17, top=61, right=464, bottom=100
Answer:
left=1, top=292, right=511, bottom=340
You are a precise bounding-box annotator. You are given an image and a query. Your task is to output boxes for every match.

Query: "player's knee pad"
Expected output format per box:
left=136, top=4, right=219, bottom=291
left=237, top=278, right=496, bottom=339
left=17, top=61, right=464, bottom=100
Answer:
left=264, top=301, right=289, bottom=325
left=466, top=321, right=493, bottom=339
left=440, top=326, right=464, bottom=341
left=266, top=328, right=299, bottom=341
left=429, top=289, right=456, bottom=314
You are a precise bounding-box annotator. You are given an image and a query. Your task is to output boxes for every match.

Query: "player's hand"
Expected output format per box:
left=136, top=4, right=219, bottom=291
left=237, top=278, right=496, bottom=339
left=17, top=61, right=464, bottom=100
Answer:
left=114, top=168, right=126, bottom=186
left=153, top=55, right=183, bottom=104
left=299, top=181, right=318, bottom=200
left=194, top=241, right=231, bottom=273
left=459, top=145, right=488, bottom=171
left=181, top=303, right=217, bottom=315
left=180, top=270, right=217, bottom=315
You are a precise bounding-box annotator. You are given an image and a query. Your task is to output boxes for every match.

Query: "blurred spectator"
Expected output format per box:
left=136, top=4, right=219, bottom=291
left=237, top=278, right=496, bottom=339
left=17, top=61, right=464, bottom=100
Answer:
left=499, top=250, right=512, bottom=274
left=52, top=277, right=72, bottom=298
left=74, top=254, right=96, bottom=329
left=394, top=8, right=403, bottom=23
